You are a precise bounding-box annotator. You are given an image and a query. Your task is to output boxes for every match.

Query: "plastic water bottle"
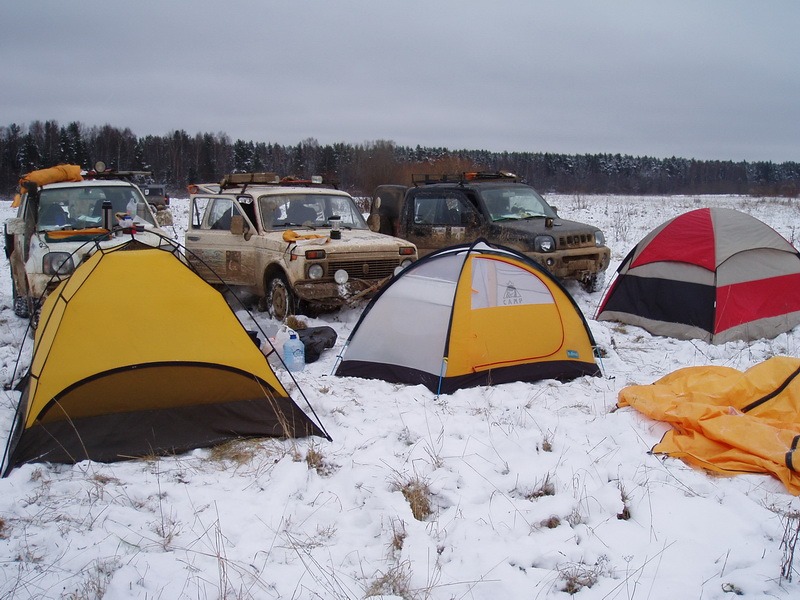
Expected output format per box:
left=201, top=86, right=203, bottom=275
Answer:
left=127, top=197, right=137, bottom=218
left=283, top=333, right=305, bottom=372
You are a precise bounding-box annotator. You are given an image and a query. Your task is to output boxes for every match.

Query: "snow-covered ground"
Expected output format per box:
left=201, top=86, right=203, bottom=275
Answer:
left=1, top=193, right=800, bottom=599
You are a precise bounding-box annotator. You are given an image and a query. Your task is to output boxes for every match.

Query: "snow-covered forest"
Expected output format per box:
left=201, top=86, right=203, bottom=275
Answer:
left=2, top=121, right=800, bottom=198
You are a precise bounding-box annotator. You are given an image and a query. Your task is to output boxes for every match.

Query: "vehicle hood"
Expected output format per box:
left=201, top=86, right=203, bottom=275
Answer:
left=276, top=228, right=415, bottom=252
left=489, top=217, right=600, bottom=238
left=33, top=227, right=168, bottom=256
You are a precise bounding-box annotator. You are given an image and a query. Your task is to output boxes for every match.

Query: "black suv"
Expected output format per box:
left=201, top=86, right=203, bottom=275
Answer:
left=368, top=172, right=611, bottom=291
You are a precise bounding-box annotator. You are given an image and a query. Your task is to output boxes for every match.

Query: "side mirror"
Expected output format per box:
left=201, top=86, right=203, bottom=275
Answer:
left=230, top=214, right=245, bottom=235
left=5, top=218, right=26, bottom=236
left=230, top=215, right=253, bottom=240
left=367, top=213, right=381, bottom=232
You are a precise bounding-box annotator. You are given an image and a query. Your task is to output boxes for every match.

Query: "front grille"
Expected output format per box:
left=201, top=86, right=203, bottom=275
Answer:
left=558, top=233, right=595, bottom=248
left=329, top=259, right=398, bottom=280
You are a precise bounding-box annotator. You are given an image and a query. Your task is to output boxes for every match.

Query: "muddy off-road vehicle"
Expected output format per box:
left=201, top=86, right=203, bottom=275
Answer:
left=368, top=172, right=611, bottom=291
left=139, top=183, right=170, bottom=209
left=4, top=163, right=171, bottom=323
left=185, top=172, right=417, bottom=319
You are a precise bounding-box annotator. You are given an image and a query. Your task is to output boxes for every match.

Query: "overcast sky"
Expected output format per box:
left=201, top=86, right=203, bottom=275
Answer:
left=3, top=1, right=799, bottom=163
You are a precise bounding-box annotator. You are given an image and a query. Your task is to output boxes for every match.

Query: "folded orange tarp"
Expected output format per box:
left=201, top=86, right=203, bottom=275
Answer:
left=618, top=355, right=800, bottom=494
left=282, top=230, right=329, bottom=243
left=12, top=164, right=83, bottom=207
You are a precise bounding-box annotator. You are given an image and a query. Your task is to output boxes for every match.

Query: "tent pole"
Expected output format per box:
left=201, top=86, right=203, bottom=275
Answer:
left=435, top=357, right=448, bottom=399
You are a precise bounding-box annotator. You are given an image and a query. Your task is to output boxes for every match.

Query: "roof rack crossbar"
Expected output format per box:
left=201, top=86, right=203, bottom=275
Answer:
left=411, top=171, right=518, bottom=186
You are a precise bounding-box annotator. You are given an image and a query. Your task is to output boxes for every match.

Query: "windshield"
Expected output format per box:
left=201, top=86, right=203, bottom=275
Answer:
left=258, top=193, right=368, bottom=230
left=37, top=185, right=156, bottom=231
left=481, top=186, right=557, bottom=221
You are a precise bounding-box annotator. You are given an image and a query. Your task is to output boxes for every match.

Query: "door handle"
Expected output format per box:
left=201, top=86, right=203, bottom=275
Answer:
left=187, top=235, right=200, bottom=241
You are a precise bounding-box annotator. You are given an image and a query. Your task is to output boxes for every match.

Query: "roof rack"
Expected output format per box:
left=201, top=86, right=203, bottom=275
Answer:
left=220, top=172, right=280, bottom=188
left=85, top=169, right=153, bottom=182
left=218, top=173, right=339, bottom=191
left=411, top=171, right=519, bottom=186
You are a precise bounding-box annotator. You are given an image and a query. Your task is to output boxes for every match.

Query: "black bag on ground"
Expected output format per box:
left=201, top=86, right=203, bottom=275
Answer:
left=297, top=326, right=338, bottom=363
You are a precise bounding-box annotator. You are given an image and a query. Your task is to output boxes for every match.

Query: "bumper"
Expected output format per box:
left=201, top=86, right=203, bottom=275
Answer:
left=294, top=277, right=388, bottom=307
left=525, top=246, right=611, bottom=280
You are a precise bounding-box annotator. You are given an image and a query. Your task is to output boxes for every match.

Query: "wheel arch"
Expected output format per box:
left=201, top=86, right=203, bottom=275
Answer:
left=262, top=263, right=288, bottom=295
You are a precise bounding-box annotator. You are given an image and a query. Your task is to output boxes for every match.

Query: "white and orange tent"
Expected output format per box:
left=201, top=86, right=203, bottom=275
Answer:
left=335, top=239, right=600, bottom=394
left=597, top=207, right=800, bottom=344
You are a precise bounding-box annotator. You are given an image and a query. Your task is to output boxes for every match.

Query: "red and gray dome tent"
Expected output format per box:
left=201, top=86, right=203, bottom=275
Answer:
left=596, top=207, right=800, bottom=344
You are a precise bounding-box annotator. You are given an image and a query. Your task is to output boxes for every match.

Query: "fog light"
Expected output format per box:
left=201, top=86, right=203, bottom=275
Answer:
left=546, top=258, right=555, bottom=266
left=334, top=269, right=349, bottom=284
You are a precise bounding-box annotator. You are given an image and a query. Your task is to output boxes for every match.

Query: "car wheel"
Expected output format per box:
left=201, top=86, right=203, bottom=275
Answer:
left=266, top=274, right=296, bottom=321
left=13, top=295, right=29, bottom=319
left=580, top=272, right=605, bottom=293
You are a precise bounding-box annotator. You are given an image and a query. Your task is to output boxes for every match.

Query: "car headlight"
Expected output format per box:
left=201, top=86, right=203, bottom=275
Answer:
left=334, top=269, right=349, bottom=284
left=43, top=252, right=75, bottom=276
left=534, top=235, right=555, bottom=253
left=308, top=264, right=324, bottom=279
left=595, top=230, right=606, bottom=247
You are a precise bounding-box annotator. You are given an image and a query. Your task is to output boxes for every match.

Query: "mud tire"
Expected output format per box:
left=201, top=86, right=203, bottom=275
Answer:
left=13, top=295, right=29, bottom=319
left=265, top=274, right=296, bottom=321
left=580, top=272, right=606, bottom=293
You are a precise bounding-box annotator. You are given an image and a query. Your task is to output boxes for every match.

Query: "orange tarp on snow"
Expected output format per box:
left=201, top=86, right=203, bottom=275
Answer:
left=618, top=355, right=800, bottom=494
left=11, top=164, right=83, bottom=207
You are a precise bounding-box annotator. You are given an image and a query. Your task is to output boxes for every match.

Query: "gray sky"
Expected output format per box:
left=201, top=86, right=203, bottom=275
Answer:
left=3, top=1, right=799, bottom=163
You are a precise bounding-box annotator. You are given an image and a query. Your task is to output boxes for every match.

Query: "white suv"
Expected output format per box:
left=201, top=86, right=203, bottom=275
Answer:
left=185, top=173, right=417, bottom=319
left=4, top=170, right=170, bottom=322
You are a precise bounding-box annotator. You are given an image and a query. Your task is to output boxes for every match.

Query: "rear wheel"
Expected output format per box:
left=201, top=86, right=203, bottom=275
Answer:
left=265, top=274, right=296, bottom=321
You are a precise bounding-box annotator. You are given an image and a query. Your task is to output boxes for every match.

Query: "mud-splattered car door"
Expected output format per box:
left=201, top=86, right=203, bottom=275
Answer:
left=185, top=195, right=257, bottom=286
left=403, top=189, right=482, bottom=258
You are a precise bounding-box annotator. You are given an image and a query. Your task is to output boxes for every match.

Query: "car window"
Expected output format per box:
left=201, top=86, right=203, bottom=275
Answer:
left=38, top=185, right=156, bottom=230
left=208, top=198, right=237, bottom=230
left=482, top=187, right=556, bottom=221
left=258, top=194, right=368, bottom=230
left=413, top=192, right=473, bottom=226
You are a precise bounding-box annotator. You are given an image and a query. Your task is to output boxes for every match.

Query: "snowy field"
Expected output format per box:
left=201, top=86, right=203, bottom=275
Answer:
left=1, top=193, right=800, bottom=599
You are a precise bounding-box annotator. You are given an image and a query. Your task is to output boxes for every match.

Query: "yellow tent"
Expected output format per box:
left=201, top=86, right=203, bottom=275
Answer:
left=3, top=241, right=327, bottom=474
left=336, top=239, right=600, bottom=394
left=618, top=355, right=800, bottom=494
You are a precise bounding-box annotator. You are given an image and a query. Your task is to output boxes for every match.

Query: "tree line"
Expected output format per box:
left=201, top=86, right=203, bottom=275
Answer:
left=2, top=120, right=798, bottom=198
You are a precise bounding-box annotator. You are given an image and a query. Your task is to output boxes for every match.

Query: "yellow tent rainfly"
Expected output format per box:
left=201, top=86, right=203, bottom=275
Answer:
left=2, top=241, right=328, bottom=475
left=335, top=239, right=600, bottom=394
left=618, top=356, right=800, bottom=495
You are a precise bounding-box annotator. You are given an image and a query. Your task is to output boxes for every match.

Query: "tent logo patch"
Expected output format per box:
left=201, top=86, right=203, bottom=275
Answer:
left=567, top=350, right=579, bottom=358
left=503, top=281, right=523, bottom=305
